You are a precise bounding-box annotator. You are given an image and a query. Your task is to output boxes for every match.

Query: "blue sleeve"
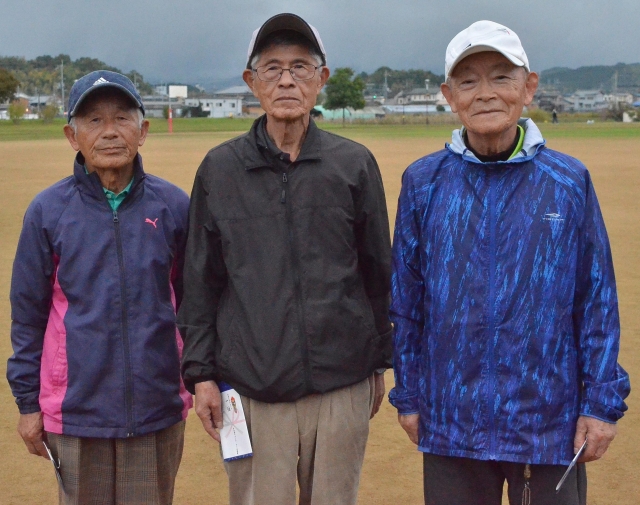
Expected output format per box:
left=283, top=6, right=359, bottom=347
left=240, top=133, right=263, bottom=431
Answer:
left=574, top=173, right=630, bottom=423
left=388, top=169, right=424, bottom=415
left=6, top=199, right=55, bottom=415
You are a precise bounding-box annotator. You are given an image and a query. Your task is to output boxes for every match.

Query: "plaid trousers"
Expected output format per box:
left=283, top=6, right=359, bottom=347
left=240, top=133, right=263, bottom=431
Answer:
left=47, top=420, right=185, bottom=505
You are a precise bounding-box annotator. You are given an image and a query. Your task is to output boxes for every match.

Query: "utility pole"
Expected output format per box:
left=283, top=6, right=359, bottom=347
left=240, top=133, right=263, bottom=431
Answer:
left=60, top=60, right=65, bottom=116
left=383, top=70, right=388, bottom=100
left=425, top=78, right=430, bottom=125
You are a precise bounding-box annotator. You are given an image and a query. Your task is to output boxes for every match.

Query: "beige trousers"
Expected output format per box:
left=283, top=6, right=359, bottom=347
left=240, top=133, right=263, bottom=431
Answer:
left=47, top=420, right=185, bottom=505
left=225, top=377, right=375, bottom=505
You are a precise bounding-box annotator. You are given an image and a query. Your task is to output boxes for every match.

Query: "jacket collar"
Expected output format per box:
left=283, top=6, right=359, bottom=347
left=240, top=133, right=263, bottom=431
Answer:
left=73, top=152, right=146, bottom=200
left=243, top=114, right=323, bottom=170
left=446, top=118, right=546, bottom=164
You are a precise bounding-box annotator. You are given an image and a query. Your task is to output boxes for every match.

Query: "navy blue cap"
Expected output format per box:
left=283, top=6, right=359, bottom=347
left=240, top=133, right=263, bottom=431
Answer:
left=67, top=70, right=144, bottom=123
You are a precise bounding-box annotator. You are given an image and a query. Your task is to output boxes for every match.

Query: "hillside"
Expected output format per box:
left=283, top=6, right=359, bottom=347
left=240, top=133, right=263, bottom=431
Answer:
left=540, top=63, right=640, bottom=93
left=0, top=54, right=153, bottom=99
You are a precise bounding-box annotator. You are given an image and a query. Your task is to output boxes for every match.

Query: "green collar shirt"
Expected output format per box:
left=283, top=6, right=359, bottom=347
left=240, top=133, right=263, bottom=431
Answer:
left=85, top=167, right=134, bottom=212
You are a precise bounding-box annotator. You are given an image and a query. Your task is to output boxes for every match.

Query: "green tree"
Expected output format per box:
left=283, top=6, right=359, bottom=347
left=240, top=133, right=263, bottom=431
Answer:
left=0, top=54, right=154, bottom=98
left=324, top=67, right=365, bottom=125
left=40, top=103, right=59, bottom=123
left=0, top=68, right=20, bottom=102
left=8, top=100, right=26, bottom=124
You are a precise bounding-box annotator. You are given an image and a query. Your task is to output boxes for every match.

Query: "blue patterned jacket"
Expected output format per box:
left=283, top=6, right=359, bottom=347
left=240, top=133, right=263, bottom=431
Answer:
left=388, top=119, right=630, bottom=465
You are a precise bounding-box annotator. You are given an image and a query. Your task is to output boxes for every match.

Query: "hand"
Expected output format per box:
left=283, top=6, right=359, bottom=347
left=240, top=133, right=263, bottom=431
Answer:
left=18, top=412, right=48, bottom=458
left=398, top=413, right=420, bottom=445
left=194, top=380, right=224, bottom=443
left=370, top=372, right=386, bottom=419
left=574, top=415, right=617, bottom=462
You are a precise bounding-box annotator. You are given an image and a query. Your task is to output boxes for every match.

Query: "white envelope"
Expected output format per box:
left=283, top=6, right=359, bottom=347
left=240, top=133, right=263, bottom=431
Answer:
left=219, top=383, right=253, bottom=461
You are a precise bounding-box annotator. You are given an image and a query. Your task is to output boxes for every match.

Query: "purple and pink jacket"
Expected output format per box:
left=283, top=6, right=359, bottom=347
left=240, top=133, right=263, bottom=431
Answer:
left=7, top=154, right=192, bottom=438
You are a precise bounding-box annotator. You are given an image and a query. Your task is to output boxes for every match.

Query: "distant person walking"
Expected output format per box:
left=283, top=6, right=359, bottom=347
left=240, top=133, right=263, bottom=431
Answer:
left=553, top=108, right=559, bottom=123
left=389, top=20, right=630, bottom=505
left=7, top=70, right=191, bottom=504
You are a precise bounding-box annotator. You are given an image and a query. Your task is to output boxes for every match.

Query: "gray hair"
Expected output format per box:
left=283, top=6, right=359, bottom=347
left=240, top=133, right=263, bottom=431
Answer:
left=70, top=108, right=144, bottom=133
left=250, top=30, right=323, bottom=69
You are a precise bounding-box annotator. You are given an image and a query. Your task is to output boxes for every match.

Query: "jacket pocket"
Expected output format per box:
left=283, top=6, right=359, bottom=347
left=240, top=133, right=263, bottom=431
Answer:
left=50, top=340, right=68, bottom=390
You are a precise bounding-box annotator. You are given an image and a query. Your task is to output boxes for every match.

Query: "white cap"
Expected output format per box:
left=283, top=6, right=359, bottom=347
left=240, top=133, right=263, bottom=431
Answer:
left=246, top=13, right=327, bottom=68
left=445, top=20, right=529, bottom=78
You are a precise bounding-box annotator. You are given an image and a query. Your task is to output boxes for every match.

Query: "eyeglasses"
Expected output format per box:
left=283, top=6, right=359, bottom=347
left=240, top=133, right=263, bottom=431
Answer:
left=252, top=64, right=321, bottom=82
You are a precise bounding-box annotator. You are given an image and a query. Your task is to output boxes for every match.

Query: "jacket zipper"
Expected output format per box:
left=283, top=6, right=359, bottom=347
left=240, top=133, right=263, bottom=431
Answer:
left=113, top=209, right=135, bottom=437
left=281, top=169, right=313, bottom=392
left=281, top=172, right=288, bottom=203
left=487, top=174, right=498, bottom=457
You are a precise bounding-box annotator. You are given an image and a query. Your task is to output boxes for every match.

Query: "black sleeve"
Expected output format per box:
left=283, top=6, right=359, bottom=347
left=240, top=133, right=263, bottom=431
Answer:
left=178, top=161, right=228, bottom=393
left=354, top=149, right=393, bottom=367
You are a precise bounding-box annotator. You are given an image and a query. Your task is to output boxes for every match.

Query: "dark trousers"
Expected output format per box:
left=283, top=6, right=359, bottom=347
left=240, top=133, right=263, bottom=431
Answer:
left=423, top=453, right=587, bottom=505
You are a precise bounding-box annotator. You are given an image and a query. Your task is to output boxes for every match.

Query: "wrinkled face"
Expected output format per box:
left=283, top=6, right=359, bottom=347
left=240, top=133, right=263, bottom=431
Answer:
left=441, top=51, right=538, bottom=139
left=64, top=89, right=149, bottom=172
left=243, top=43, right=329, bottom=122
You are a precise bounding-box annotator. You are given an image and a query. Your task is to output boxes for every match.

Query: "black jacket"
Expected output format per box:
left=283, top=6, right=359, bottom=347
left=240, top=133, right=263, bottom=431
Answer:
left=178, top=116, right=392, bottom=402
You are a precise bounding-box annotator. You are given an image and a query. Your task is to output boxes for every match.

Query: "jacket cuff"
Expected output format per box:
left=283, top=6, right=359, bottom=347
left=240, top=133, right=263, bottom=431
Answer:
left=183, top=374, right=218, bottom=395
left=388, top=388, right=419, bottom=414
left=580, top=399, right=625, bottom=423
left=580, top=368, right=630, bottom=423
left=17, top=400, right=41, bottom=415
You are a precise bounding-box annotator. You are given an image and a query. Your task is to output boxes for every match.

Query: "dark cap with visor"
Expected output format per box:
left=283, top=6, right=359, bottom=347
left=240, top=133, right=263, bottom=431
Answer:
left=67, top=70, right=144, bottom=123
left=246, top=13, right=327, bottom=69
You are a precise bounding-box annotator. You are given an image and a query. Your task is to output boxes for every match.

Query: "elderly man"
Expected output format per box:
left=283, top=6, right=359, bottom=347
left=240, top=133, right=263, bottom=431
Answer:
left=7, top=70, right=191, bottom=504
left=178, top=13, right=391, bottom=505
left=389, top=20, right=630, bottom=505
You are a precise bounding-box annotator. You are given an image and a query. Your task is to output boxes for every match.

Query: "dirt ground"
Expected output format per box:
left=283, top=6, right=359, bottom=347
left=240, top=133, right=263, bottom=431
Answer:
left=0, top=130, right=637, bottom=504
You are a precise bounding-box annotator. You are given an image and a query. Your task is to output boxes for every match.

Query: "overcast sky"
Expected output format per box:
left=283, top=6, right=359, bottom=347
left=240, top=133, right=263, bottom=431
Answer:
left=3, top=0, right=639, bottom=88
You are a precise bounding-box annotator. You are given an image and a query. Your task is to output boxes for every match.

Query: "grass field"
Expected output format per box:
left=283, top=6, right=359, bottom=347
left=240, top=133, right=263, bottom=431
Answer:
left=1, top=116, right=639, bottom=142
left=0, top=121, right=638, bottom=504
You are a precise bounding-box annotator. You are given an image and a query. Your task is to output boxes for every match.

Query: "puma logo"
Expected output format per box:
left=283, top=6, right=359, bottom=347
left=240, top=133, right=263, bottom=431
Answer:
left=145, top=218, right=158, bottom=228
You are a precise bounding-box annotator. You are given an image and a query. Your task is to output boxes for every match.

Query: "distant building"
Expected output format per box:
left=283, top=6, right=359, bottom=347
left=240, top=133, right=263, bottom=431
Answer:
left=313, top=106, right=386, bottom=121
left=141, top=95, right=189, bottom=118
left=534, top=90, right=566, bottom=112
left=603, top=92, right=634, bottom=106
left=154, top=85, right=188, bottom=99
left=566, top=90, right=607, bottom=112
left=212, top=85, right=263, bottom=116
left=391, top=88, right=444, bottom=106
left=382, top=104, right=451, bottom=115
left=184, top=96, right=243, bottom=118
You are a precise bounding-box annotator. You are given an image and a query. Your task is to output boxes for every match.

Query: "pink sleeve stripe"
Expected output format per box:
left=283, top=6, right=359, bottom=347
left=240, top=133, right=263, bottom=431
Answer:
left=39, top=255, right=69, bottom=434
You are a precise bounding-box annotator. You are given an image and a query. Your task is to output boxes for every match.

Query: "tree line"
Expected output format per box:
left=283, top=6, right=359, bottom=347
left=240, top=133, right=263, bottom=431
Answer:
left=0, top=54, right=153, bottom=101
left=359, top=67, right=444, bottom=97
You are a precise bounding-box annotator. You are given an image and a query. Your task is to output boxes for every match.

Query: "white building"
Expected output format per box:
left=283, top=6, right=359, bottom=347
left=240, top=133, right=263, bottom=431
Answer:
left=603, top=92, right=634, bottom=107
left=154, top=85, right=188, bottom=99
left=392, top=88, right=445, bottom=106
left=566, top=90, right=607, bottom=112
left=185, top=97, right=243, bottom=118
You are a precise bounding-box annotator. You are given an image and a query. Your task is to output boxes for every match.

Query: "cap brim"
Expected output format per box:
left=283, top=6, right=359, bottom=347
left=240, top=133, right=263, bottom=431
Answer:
left=447, top=44, right=526, bottom=77
left=247, top=13, right=326, bottom=68
left=69, top=83, right=144, bottom=120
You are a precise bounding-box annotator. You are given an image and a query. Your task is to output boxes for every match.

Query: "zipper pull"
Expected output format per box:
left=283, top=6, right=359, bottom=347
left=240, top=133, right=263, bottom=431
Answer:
left=113, top=210, right=119, bottom=223
left=281, top=173, right=288, bottom=204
